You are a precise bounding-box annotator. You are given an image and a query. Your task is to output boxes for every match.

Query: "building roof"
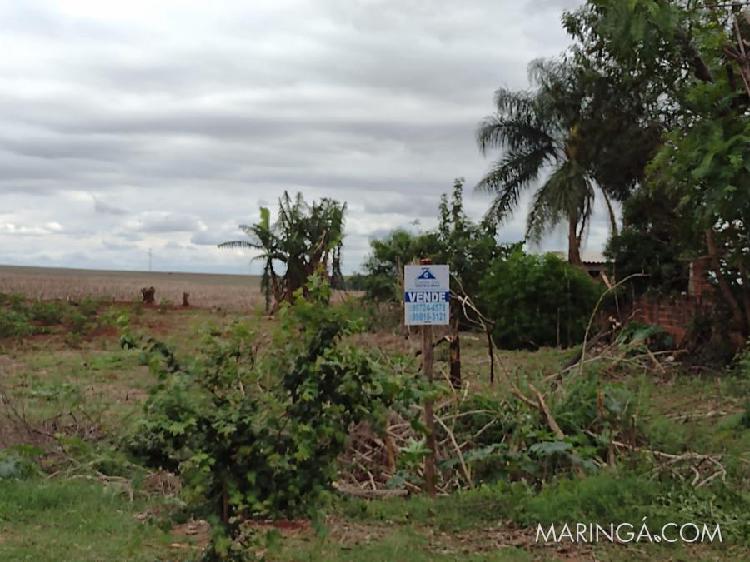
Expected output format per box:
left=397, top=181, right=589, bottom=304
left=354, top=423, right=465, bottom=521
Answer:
left=548, top=250, right=608, bottom=264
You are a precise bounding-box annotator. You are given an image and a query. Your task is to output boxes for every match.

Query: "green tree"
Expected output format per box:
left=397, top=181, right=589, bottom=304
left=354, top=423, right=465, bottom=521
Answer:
left=478, top=250, right=602, bottom=349
left=434, top=178, right=513, bottom=387
left=361, top=229, right=441, bottom=302
left=565, top=0, right=750, bottom=335
left=605, top=183, right=696, bottom=295
left=220, top=192, right=346, bottom=312
left=476, top=62, right=599, bottom=265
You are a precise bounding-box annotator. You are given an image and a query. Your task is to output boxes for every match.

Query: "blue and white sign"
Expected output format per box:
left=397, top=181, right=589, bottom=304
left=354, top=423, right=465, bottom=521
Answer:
left=404, top=264, right=450, bottom=326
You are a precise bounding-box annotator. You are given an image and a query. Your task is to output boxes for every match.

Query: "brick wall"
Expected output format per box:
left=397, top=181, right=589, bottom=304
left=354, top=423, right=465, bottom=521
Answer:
left=629, top=294, right=712, bottom=345
left=627, top=256, right=714, bottom=346
left=688, top=256, right=713, bottom=299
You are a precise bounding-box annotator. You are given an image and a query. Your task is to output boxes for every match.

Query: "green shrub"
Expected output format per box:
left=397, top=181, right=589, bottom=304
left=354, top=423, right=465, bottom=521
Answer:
left=78, top=297, right=101, bottom=317
left=0, top=309, right=33, bottom=338
left=0, top=446, right=42, bottom=480
left=478, top=250, right=603, bottom=349
left=126, top=275, right=417, bottom=533
left=64, top=309, right=89, bottom=334
left=0, top=293, right=27, bottom=311
left=740, top=402, right=750, bottom=430
left=28, top=301, right=67, bottom=325
left=616, top=321, right=673, bottom=350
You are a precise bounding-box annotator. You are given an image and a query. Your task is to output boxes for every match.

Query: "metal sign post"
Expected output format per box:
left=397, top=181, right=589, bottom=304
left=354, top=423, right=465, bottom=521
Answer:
left=404, top=259, right=449, bottom=496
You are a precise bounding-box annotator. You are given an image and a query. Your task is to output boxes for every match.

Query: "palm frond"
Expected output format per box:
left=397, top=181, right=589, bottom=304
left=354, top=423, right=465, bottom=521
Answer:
left=476, top=115, right=558, bottom=155
left=524, top=160, right=595, bottom=243
left=492, top=88, right=535, bottom=117
left=477, top=144, right=556, bottom=222
left=218, top=240, right=255, bottom=249
left=525, top=167, right=569, bottom=243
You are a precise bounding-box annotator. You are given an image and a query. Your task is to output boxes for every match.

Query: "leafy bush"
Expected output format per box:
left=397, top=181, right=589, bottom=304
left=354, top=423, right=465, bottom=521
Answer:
left=126, top=276, right=416, bottom=538
left=478, top=250, right=603, bottom=349
left=64, top=309, right=89, bottom=335
left=360, top=229, right=443, bottom=302
left=0, top=296, right=109, bottom=340
left=28, top=301, right=67, bottom=325
left=0, top=446, right=42, bottom=480
left=0, top=309, right=33, bottom=338
left=740, top=402, right=750, bottom=430
left=606, top=228, right=689, bottom=296
left=78, top=297, right=101, bottom=317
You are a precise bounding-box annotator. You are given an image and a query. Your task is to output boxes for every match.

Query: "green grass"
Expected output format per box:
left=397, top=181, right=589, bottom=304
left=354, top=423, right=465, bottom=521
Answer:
left=2, top=303, right=750, bottom=561
left=267, top=528, right=536, bottom=562
left=0, top=479, right=185, bottom=562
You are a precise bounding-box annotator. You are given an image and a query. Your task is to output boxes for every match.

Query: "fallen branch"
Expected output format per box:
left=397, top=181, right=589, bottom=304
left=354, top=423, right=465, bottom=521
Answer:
left=584, top=430, right=726, bottom=486
left=332, top=481, right=408, bottom=498
left=511, top=383, right=565, bottom=440
left=580, top=274, right=647, bottom=376
left=435, top=414, right=473, bottom=489
left=528, top=383, right=565, bottom=440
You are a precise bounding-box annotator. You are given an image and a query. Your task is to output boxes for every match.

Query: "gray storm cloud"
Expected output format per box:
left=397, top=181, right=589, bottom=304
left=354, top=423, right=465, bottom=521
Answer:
left=0, top=0, right=596, bottom=274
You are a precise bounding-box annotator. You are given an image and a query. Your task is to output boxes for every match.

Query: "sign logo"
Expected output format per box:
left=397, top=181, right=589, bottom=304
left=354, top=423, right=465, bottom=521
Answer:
left=416, top=268, right=437, bottom=280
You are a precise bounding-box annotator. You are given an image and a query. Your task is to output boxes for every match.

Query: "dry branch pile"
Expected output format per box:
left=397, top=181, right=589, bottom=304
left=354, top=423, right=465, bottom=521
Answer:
left=336, top=327, right=728, bottom=498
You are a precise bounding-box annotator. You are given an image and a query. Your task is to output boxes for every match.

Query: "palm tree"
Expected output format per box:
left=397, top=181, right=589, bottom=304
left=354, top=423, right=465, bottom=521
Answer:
left=219, top=206, right=279, bottom=313
left=476, top=62, right=609, bottom=265
left=220, top=192, right=347, bottom=312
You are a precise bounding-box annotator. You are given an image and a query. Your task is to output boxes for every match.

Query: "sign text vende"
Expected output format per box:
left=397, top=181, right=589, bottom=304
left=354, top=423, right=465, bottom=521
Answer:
left=404, top=291, right=450, bottom=303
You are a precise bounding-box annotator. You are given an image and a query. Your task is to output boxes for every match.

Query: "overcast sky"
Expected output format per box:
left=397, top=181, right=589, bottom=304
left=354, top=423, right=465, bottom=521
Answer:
left=0, top=0, right=606, bottom=275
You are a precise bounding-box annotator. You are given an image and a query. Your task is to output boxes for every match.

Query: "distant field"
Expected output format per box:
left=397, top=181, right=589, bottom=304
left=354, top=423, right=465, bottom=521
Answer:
left=0, top=265, right=264, bottom=310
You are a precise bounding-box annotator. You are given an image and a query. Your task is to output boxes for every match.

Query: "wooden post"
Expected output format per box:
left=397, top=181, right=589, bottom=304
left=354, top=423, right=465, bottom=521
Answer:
left=419, top=258, right=437, bottom=496
left=397, top=256, right=406, bottom=339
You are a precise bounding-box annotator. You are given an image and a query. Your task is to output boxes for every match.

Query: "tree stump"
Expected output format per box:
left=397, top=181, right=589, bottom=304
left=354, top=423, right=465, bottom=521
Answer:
left=141, top=286, right=156, bottom=305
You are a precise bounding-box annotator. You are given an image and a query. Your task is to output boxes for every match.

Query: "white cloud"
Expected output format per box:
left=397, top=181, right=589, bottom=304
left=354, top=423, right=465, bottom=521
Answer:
left=0, top=0, right=597, bottom=273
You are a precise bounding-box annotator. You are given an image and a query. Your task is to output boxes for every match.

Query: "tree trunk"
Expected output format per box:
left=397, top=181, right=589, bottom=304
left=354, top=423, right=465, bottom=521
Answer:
left=602, top=190, right=618, bottom=239
left=567, top=212, right=582, bottom=265
left=705, top=228, right=747, bottom=334
left=449, top=304, right=461, bottom=390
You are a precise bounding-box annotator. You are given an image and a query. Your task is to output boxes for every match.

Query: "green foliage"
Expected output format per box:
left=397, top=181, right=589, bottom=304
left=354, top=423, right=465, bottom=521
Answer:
left=78, top=297, right=101, bottom=318
left=64, top=308, right=89, bottom=335
left=566, top=0, right=750, bottom=334
left=220, top=192, right=347, bottom=311
left=435, top=179, right=515, bottom=304
left=126, top=276, right=417, bottom=534
left=432, top=373, right=642, bottom=487
left=615, top=322, right=672, bottom=351
left=515, top=472, right=661, bottom=526
left=475, top=56, right=648, bottom=262
left=359, top=180, right=512, bottom=325
left=341, top=469, right=750, bottom=544
left=0, top=295, right=114, bottom=340
left=0, top=308, right=33, bottom=338
left=605, top=183, right=696, bottom=295
left=360, top=228, right=442, bottom=302
left=0, top=446, right=42, bottom=480
left=28, top=300, right=67, bottom=325
left=478, top=250, right=603, bottom=348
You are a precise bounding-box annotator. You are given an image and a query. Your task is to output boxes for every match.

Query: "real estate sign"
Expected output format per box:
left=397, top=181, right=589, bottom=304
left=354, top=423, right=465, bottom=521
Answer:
left=404, top=264, right=450, bottom=326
